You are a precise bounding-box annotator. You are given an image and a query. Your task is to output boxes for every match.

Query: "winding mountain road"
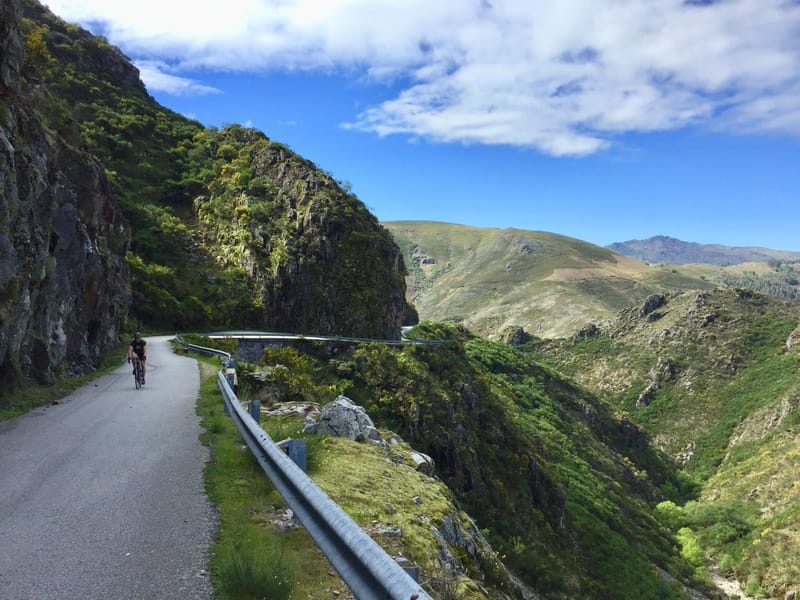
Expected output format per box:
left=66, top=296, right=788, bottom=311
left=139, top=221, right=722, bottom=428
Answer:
left=0, top=336, right=215, bottom=600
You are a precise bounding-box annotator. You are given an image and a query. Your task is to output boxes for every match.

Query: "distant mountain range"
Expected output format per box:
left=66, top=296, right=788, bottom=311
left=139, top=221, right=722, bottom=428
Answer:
left=608, top=235, right=800, bottom=266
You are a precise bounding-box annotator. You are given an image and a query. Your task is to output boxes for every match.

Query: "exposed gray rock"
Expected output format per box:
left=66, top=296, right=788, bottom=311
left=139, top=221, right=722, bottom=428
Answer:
left=572, top=322, right=601, bottom=343
left=1, top=0, right=24, bottom=96
left=431, top=511, right=544, bottom=600
left=500, top=325, right=533, bottom=346
left=640, top=294, right=668, bottom=318
left=0, top=0, right=130, bottom=386
left=636, top=381, right=658, bottom=408
left=409, top=450, right=435, bottom=474
left=429, top=524, right=465, bottom=574
left=302, top=395, right=382, bottom=442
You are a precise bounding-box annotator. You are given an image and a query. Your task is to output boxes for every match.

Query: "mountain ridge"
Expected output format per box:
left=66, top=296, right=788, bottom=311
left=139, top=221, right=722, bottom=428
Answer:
left=608, top=235, right=800, bottom=266
left=384, top=220, right=717, bottom=339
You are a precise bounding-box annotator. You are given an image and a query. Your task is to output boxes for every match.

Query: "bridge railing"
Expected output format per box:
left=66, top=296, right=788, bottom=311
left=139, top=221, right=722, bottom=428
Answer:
left=176, top=335, right=430, bottom=600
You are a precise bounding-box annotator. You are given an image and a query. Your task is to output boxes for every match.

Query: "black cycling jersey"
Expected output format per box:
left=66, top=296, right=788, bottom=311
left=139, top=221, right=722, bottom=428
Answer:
left=130, top=338, right=146, bottom=358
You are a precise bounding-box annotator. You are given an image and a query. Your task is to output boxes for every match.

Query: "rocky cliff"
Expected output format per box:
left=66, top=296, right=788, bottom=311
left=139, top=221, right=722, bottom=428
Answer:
left=0, top=0, right=130, bottom=387
left=193, top=126, right=408, bottom=338
left=15, top=0, right=411, bottom=340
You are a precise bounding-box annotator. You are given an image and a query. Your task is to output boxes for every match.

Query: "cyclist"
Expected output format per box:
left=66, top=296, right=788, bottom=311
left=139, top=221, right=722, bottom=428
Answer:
left=127, top=332, right=147, bottom=385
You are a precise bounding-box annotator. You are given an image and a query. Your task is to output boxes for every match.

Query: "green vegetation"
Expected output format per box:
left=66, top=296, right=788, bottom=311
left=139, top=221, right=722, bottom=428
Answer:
left=192, top=348, right=491, bottom=599
left=533, top=289, right=800, bottom=597
left=194, top=359, right=298, bottom=600
left=18, top=0, right=408, bottom=337
left=230, top=324, right=714, bottom=598
left=719, top=262, right=800, bottom=300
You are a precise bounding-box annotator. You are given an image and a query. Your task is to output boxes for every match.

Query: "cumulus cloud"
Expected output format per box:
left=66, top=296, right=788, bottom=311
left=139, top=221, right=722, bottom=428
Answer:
left=45, top=0, right=800, bottom=156
left=135, top=61, right=221, bottom=95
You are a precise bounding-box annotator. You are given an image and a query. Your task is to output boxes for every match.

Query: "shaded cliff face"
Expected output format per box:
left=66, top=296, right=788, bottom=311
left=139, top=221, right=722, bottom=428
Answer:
left=0, top=0, right=130, bottom=387
left=256, top=144, right=408, bottom=338
left=194, top=127, right=408, bottom=338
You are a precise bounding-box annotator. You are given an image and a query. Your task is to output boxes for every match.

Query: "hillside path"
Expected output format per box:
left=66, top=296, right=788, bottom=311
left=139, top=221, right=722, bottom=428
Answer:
left=0, top=336, right=215, bottom=600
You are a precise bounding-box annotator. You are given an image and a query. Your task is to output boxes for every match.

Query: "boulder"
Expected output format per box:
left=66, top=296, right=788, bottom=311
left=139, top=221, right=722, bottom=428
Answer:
left=640, top=294, right=668, bottom=318
left=500, top=325, right=532, bottom=346
left=409, top=451, right=435, bottom=474
left=302, top=395, right=382, bottom=442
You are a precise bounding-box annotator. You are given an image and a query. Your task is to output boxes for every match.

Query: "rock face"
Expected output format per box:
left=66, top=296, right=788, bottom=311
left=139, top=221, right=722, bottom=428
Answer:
left=193, top=130, right=409, bottom=339
left=254, top=143, right=407, bottom=339
left=0, top=0, right=130, bottom=386
left=303, top=395, right=382, bottom=442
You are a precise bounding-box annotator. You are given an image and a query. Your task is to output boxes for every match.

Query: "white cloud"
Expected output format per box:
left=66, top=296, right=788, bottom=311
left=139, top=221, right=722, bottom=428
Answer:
left=45, top=0, right=800, bottom=156
left=135, top=61, right=221, bottom=95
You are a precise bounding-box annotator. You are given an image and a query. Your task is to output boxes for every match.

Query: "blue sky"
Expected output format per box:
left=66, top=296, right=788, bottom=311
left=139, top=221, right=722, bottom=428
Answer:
left=46, top=0, right=800, bottom=250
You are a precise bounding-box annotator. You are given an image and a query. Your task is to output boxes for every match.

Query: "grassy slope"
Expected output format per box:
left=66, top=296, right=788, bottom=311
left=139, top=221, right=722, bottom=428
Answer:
left=384, top=221, right=715, bottom=339
left=193, top=350, right=514, bottom=600
left=531, top=289, right=800, bottom=597
left=235, top=327, right=717, bottom=599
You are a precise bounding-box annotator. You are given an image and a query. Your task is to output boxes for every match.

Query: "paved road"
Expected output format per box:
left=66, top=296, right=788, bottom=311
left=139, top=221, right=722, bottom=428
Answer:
left=0, top=336, right=215, bottom=599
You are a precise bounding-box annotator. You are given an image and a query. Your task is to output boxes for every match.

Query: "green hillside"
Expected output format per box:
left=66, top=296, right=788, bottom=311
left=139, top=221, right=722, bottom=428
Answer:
left=384, top=221, right=716, bottom=338
left=531, top=289, right=800, bottom=597
left=225, top=326, right=718, bottom=599
left=17, top=0, right=409, bottom=338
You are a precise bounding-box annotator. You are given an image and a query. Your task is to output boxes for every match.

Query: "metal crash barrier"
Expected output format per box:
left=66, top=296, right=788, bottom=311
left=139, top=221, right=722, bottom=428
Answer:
left=177, top=336, right=430, bottom=600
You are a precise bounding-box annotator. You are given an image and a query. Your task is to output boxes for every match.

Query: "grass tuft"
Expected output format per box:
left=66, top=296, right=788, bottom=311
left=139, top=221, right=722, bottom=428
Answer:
left=217, top=539, right=293, bottom=600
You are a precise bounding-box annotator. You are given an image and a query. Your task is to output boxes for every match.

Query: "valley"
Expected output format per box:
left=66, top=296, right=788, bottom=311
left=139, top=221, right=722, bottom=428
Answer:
left=2, top=1, right=799, bottom=597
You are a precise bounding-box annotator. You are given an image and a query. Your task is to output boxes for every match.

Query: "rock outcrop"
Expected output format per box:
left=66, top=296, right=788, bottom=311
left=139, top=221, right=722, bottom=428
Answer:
left=0, top=0, right=130, bottom=387
left=195, top=131, right=409, bottom=339
left=303, top=395, right=382, bottom=442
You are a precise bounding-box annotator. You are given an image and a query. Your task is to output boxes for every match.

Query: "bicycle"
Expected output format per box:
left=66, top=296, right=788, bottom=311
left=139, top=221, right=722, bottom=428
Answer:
left=130, top=356, right=144, bottom=389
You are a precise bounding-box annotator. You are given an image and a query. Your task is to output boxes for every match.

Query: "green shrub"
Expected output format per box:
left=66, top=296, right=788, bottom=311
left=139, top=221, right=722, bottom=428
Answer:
left=655, top=501, right=686, bottom=530
left=676, top=527, right=704, bottom=568
left=719, top=553, right=735, bottom=574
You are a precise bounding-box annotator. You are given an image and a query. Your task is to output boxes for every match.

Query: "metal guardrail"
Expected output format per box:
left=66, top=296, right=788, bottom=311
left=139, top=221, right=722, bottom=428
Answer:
left=177, top=336, right=431, bottom=600
left=202, top=330, right=447, bottom=346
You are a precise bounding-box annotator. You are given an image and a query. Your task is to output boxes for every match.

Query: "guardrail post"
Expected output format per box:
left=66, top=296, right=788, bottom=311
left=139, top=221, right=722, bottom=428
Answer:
left=403, top=566, right=421, bottom=583
left=248, top=400, right=261, bottom=423
left=276, top=439, right=307, bottom=473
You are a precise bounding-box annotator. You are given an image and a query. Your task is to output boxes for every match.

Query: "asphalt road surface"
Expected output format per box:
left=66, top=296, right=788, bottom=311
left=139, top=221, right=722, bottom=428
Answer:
left=0, top=336, right=215, bottom=599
